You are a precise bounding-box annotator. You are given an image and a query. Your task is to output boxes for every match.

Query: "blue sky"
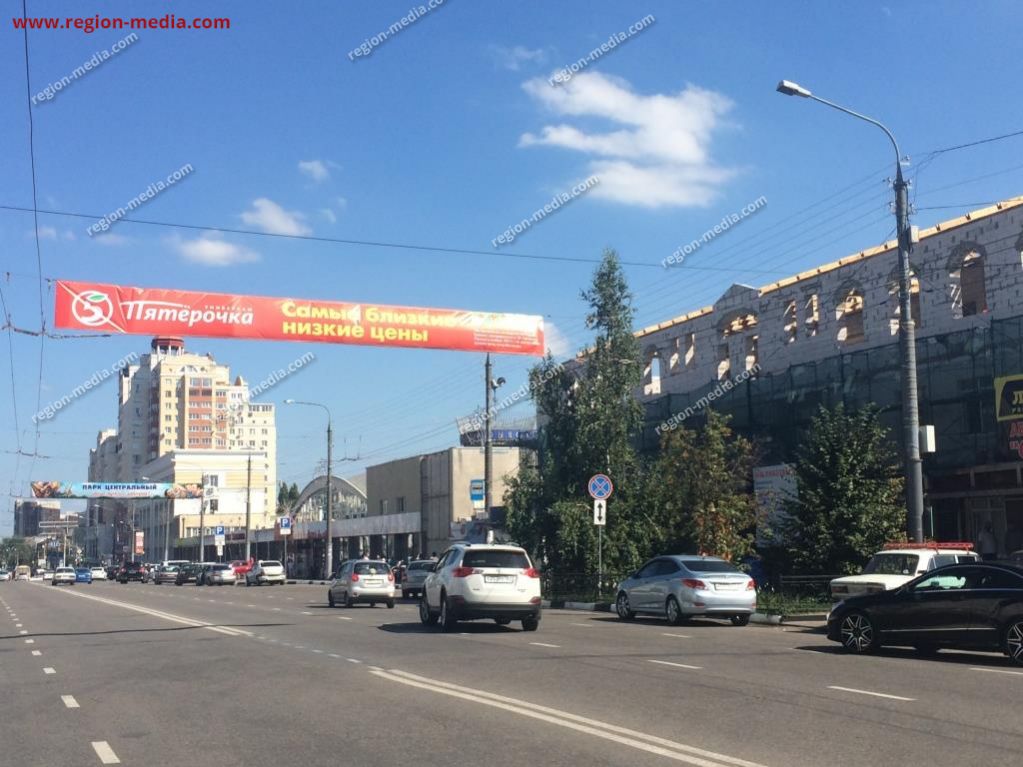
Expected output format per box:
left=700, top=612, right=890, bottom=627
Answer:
left=2, top=0, right=1022, bottom=533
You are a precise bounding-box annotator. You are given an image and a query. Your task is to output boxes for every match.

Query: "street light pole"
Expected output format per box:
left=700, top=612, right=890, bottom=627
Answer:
left=244, top=452, right=252, bottom=561
left=285, top=399, right=334, bottom=579
left=483, top=355, right=506, bottom=515
left=776, top=80, right=924, bottom=542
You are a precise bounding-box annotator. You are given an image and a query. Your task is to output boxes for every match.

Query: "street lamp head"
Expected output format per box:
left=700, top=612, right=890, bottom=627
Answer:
left=776, top=79, right=812, bottom=98
left=491, top=377, right=506, bottom=390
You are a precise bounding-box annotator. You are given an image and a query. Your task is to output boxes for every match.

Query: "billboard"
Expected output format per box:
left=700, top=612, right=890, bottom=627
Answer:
left=31, top=481, right=203, bottom=500
left=134, top=531, right=145, bottom=556
left=54, top=280, right=545, bottom=356
left=995, top=374, right=1023, bottom=421
left=753, top=464, right=797, bottom=546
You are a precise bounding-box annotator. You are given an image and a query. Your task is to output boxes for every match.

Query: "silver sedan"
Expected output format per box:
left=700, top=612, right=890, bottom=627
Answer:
left=204, top=564, right=237, bottom=586
left=615, top=555, right=756, bottom=626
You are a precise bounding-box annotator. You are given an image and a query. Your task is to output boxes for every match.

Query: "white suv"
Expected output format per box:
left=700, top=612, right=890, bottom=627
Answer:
left=419, top=543, right=542, bottom=632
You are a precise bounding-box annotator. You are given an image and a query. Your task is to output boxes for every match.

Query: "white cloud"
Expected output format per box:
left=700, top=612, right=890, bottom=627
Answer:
left=173, top=233, right=260, bottom=267
left=489, top=44, right=546, bottom=71
left=62, top=230, right=76, bottom=241
left=335, top=196, right=348, bottom=210
left=92, top=233, right=131, bottom=246
left=519, top=72, right=736, bottom=208
left=544, top=320, right=572, bottom=358
left=240, top=198, right=311, bottom=236
left=320, top=208, right=337, bottom=224
left=36, top=226, right=58, bottom=240
left=298, top=160, right=330, bottom=182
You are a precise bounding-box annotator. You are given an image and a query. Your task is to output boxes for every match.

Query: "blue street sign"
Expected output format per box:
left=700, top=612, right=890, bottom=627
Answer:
left=214, top=525, right=225, bottom=537
left=469, top=479, right=485, bottom=502
left=280, top=516, right=292, bottom=530
left=588, top=474, right=613, bottom=500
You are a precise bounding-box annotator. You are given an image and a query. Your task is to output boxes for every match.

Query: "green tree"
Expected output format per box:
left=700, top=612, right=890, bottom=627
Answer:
left=646, top=410, right=758, bottom=562
left=0, top=537, right=35, bottom=568
left=780, top=404, right=905, bottom=574
left=506, top=249, right=645, bottom=574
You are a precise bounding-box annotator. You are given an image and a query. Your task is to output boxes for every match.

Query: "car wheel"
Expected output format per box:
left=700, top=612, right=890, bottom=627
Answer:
left=419, top=595, right=438, bottom=626
left=731, top=614, right=751, bottom=627
left=616, top=592, right=635, bottom=621
left=666, top=596, right=686, bottom=626
left=521, top=616, right=539, bottom=632
left=839, top=611, right=879, bottom=654
left=1004, top=620, right=1023, bottom=665
left=440, top=595, right=458, bottom=632
left=494, top=618, right=511, bottom=626
left=386, top=599, right=395, bottom=609
left=328, top=591, right=335, bottom=608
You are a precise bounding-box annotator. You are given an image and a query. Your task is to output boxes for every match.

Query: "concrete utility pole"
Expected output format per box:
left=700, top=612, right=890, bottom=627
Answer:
left=244, top=452, right=252, bottom=560
left=776, top=80, right=925, bottom=542
left=484, top=353, right=493, bottom=514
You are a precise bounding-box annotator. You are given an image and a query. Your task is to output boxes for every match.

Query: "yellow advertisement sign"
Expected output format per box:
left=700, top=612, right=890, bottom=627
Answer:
left=995, top=375, right=1023, bottom=421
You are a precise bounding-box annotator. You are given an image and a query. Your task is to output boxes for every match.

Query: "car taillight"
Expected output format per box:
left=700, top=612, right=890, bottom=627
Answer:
left=681, top=578, right=707, bottom=590
left=451, top=567, right=482, bottom=578
left=351, top=573, right=359, bottom=582
left=746, top=579, right=756, bottom=591
left=522, top=568, right=540, bottom=578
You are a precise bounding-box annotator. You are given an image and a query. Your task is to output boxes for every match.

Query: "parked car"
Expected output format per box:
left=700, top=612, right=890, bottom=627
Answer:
left=75, top=567, right=93, bottom=584
left=827, top=562, right=1023, bottom=665
left=328, top=560, right=395, bottom=608
left=175, top=563, right=201, bottom=586
left=231, top=559, right=255, bottom=578
left=401, top=559, right=436, bottom=600
left=829, top=542, right=980, bottom=600
left=40, top=569, right=54, bottom=581
left=0, top=570, right=11, bottom=582
left=615, top=555, right=756, bottom=626
left=420, top=543, right=542, bottom=631
left=204, top=563, right=237, bottom=586
left=154, top=565, right=180, bottom=585
left=195, top=563, right=219, bottom=586
left=90, top=566, right=108, bottom=581
left=246, top=560, right=285, bottom=586
left=105, top=565, right=119, bottom=581
left=117, top=561, right=146, bottom=583
left=51, top=566, right=76, bottom=585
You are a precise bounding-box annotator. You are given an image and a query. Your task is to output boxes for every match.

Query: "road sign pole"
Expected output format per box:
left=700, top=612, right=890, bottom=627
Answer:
left=598, top=524, right=602, bottom=598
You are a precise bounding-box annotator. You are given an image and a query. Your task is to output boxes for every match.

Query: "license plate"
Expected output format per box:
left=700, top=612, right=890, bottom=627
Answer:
left=714, top=583, right=741, bottom=590
left=364, top=579, right=382, bottom=586
left=485, top=575, right=515, bottom=583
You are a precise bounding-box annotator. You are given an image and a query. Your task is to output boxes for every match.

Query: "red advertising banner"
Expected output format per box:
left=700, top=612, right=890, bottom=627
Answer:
left=54, top=281, right=545, bottom=356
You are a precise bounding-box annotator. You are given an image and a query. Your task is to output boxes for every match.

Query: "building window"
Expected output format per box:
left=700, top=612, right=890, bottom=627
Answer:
left=380, top=499, right=389, bottom=515
left=717, top=343, right=730, bottom=381
left=643, top=346, right=661, bottom=394
left=684, top=332, right=695, bottom=368
left=744, top=335, right=759, bottom=372
left=888, top=272, right=922, bottom=335
left=949, top=248, right=988, bottom=318
left=836, top=288, right=865, bottom=344
left=783, top=299, right=798, bottom=343
left=397, top=496, right=405, bottom=513
left=667, top=337, right=681, bottom=375
left=804, top=293, right=819, bottom=337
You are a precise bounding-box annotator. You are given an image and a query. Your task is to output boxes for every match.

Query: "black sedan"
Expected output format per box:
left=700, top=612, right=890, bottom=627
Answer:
left=117, top=561, right=145, bottom=583
left=175, top=563, right=201, bottom=585
left=827, top=562, right=1023, bottom=665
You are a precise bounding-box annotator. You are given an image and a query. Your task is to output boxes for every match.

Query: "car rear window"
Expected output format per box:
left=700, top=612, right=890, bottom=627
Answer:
left=354, top=562, right=389, bottom=575
left=408, top=561, right=434, bottom=571
left=863, top=553, right=919, bottom=575
left=261, top=561, right=282, bottom=568
left=460, top=550, right=529, bottom=569
left=679, top=559, right=741, bottom=574
left=211, top=564, right=231, bottom=571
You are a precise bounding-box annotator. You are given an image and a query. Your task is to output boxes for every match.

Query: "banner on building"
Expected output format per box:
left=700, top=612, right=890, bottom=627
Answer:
left=134, top=531, right=145, bottom=556
left=30, top=481, right=203, bottom=500
left=995, top=375, right=1023, bottom=421
left=54, top=280, right=545, bottom=356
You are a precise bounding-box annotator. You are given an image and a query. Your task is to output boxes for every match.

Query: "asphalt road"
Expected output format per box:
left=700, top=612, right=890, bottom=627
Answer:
left=2, top=579, right=1023, bottom=767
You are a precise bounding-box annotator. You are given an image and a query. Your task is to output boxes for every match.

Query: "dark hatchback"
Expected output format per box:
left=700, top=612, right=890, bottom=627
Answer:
left=175, top=563, right=200, bottom=585
left=117, top=561, right=145, bottom=583
left=827, top=562, right=1023, bottom=665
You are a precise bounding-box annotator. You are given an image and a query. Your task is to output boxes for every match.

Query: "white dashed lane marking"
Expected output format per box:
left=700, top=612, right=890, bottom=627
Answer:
left=91, top=741, right=121, bottom=764
left=648, top=659, right=702, bottom=671
left=971, top=667, right=1023, bottom=677
left=43, top=667, right=56, bottom=675
left=827, top=685, right=915, bottom=702
left=529, top=642, right=561, bottom=648
left=62, top=695, right=79, bottom=708
left=31, top=650, right=41, bottom=656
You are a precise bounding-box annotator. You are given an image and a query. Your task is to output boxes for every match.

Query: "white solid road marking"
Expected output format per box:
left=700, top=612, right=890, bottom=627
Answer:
left=529, top=642, right=561, bottom=648
left=827, top=685, right=915, bottom=702
left=570, top=622, right=591, bottom=627
left=337, top=616, right=351, bottom=621
left=970, top=667, right=1023, bottom=677
left=372, top=668, right=766, bottom=767
left=661, top=633, right=692, bottom=639
left=346, top=658, right=361, bottom=664
left=91, top=741, right=121, bottom=764
left=62, top=695, right=79, bottom=708
left=31, top=650, right=41, bottom=656
left=649, top=659, right=703, bottom=671
left=43, top=667, right=55, bottom=674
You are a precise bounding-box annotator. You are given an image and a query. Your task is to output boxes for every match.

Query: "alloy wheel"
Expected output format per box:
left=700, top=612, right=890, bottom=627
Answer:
left=616, top=593, right=633, bottom=620
left=1006, top=622, right=1023, bottom=664
left=841, top=613, right=875, bottom=653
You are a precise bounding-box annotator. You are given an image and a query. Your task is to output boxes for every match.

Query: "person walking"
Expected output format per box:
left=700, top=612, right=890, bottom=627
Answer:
left=977, top=520, right=998, bottom=561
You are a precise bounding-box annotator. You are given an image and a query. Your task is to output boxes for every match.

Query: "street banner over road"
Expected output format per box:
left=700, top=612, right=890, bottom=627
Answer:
left=54, top=280, right=546, bottom=356
left=31, top=481, right=203, bottom=500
